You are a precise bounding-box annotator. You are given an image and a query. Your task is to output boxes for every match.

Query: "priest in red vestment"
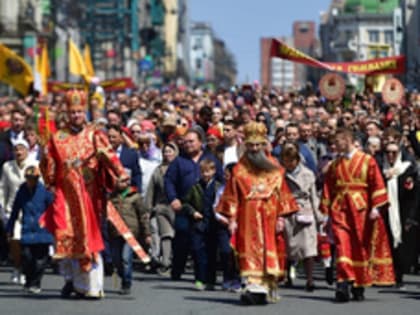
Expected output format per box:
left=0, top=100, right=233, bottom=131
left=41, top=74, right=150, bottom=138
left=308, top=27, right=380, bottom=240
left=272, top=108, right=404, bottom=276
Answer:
left=216, top=122, right=298, bottom=304
left=320, top=128, right=395, bottom=302
left=40, top=90, right=128, bottom=298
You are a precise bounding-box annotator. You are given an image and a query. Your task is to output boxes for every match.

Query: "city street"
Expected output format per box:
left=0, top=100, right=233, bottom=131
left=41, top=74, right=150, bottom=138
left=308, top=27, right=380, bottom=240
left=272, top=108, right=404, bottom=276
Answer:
left=0, top=264, right=419, bottom=315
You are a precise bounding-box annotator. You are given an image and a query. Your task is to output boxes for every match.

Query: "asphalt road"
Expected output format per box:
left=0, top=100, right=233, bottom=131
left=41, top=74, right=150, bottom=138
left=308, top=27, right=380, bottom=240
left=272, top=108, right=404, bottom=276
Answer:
left=0, top=264, right=419, bottom=315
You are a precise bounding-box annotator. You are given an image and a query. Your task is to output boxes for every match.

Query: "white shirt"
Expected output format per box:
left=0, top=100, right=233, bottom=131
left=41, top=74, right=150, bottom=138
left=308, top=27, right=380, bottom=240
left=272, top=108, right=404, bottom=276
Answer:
left=139, top=157, right=159, bottom=198
left=116, top=145, right=123, bottom=159
left=9, top=130, right=24, bottom=145
left=223, top=145, right=239, bottom=168
left=342, top=148, right=358, bottom=160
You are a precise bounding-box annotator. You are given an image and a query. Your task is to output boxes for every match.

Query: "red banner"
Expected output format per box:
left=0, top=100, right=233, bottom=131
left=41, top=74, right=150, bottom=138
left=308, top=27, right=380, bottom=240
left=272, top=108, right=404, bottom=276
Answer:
left=99, top=77, right=136, bottom=92
left=47, top=82, right=85, bottom=93
left=48, top=77, right=136, bottom=93
left=270, top=39, right=405, bottom=75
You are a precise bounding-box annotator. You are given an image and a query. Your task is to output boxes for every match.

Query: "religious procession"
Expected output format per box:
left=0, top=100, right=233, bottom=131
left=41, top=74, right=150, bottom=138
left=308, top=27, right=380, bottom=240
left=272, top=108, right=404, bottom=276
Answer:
left=0, top=0, right=420, bottom=312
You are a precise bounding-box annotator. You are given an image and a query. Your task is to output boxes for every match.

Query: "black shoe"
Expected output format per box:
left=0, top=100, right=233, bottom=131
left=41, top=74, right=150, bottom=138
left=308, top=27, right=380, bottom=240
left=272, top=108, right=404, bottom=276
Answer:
left=325, top=267, right=334, bottom=285
left=104, top=263, right=114, bottom=277
left=335, top=282, right=350, bottom=302
left=240, top=292, right=267, bottom=305
left=157, top=266, right=171, bottom=277
left=284, top=278, right=293, bottom=288
left=60, top=282, right=74, bottom=298
left=119, top=287, right=131, bottom=295
left=170, top=272, right=181, bottom=281
left=351, top=287, right=365, bottom=301
left=305, top=282, right=315, bottom=292
left=335, top=290, right=350, bottom=303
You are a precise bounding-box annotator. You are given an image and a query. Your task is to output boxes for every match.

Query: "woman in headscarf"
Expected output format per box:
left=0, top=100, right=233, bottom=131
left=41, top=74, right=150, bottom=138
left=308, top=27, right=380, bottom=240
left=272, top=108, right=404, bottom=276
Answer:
left=205, top=126, right=224, bottom=161
left=377, top=141, right=419, bottom=289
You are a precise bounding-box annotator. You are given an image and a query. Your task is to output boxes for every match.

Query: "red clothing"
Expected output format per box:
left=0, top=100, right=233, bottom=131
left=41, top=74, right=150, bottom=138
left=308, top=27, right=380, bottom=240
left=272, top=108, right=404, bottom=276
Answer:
left=0, top=121, right=11, bottom=131
left=37, top=117, right=56, bottom=140
left=40, top=124, right=126, bottom=271
left=320, top=150, right=395, bottom=287
left=216, top=156, right=297, bottom=280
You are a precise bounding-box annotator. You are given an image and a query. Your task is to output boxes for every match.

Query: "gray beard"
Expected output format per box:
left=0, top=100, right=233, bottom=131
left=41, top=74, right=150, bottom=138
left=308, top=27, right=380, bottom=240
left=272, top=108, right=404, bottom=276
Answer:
left=246, top=150, right=278, bottom=171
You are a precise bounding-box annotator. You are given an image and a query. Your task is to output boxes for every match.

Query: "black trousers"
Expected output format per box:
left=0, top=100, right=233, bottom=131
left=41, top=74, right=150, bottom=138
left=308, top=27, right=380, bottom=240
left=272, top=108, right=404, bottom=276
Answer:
left=21, top=244, right=50, bottom=288
left=191, top=226, right=217, bottom=284
left=171, top=213, right=191, bottom=278
left=0, top=220, right=8, bottom=262
left=191, top=222, right=237, bottom=285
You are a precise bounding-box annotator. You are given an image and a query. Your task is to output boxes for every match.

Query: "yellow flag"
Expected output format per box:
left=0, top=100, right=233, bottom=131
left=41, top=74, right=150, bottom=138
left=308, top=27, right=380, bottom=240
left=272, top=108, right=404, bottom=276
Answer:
left=35, top=43, right=51, bottom=95
left=0, top=43, right=34, bottom=95
left=68, top=38, right=87, bottom=77
left=84, top=44, right=95, bottom=77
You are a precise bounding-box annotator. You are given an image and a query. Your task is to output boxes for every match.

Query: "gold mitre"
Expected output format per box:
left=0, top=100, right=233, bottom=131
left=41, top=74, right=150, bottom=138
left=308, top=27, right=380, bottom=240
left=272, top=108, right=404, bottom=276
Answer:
left=66, top=89, right=87, bottom=110
left=244, top=121, right=267, bottom=144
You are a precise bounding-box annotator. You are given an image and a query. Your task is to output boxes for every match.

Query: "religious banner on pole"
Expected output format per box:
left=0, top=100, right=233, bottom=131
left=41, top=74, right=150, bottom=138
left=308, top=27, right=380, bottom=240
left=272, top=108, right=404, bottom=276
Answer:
left=0, top=43, right=34, bottom=95
left=107, top=201, right=150, bottom=263
left=319, top=73, right=346, bottom=100
left=270, top=39, right=405, bottom=75
left=382, top=78, right=404, bottom=104
left=48, top=78, right=136, bottom=93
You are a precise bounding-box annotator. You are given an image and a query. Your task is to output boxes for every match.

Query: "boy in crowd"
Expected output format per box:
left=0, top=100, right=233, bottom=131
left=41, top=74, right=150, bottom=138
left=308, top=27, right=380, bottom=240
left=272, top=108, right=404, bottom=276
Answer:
left=108, top=171, right=151, bottom=295
left=7, top=166, right=54, bottom=294
left=183, top=159, right=222, bottom=290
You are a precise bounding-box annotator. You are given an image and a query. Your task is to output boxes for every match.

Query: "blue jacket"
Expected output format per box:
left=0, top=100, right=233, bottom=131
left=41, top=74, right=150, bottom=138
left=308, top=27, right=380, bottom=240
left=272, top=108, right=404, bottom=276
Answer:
left=119, top=145, right=142, bottom=193
left=164, top=151, right=223, bottom=203
left=7, top=182, right=54, bottom=244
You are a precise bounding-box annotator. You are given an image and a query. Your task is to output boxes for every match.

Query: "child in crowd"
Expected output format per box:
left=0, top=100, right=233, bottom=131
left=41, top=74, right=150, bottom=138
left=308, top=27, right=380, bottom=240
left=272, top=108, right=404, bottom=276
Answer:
left=183, top=159, right=222, bottom=291
left=213, top=162, right=241, bottom=292
left=6, top=166, right=54, bottom=294
left=108, top=171, right=151, bottom=295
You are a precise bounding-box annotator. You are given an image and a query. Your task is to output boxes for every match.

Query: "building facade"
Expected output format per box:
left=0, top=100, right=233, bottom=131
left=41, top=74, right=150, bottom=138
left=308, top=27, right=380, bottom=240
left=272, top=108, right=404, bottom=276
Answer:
left=293, top=21, right=318, bottom=89
left=213, top=38, right=237, bottom=88
left=320, top=0, right=400, bottom=86
left=401, top=0, right=420, bottom=89
left=189, top=22, right=214, bottom=86
left=0, top=0, right=66, bottom=90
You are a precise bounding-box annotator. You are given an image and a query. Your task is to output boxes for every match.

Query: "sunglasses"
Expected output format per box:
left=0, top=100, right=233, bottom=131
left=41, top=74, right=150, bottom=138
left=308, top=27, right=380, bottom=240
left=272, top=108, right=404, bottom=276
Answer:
left=385, top=150, right=398, bottom=154
left=25, top=175, right=39, bottom=180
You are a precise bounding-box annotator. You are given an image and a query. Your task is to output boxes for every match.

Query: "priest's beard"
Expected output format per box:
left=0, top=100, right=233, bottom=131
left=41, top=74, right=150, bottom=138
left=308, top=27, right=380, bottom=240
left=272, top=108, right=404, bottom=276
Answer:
left=246, top=150, right=278, bottom=171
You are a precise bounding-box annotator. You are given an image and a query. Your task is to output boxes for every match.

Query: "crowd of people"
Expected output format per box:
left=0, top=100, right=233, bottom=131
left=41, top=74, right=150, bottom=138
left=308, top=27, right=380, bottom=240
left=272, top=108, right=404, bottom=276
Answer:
left=0, top=83, right=419, bottom=304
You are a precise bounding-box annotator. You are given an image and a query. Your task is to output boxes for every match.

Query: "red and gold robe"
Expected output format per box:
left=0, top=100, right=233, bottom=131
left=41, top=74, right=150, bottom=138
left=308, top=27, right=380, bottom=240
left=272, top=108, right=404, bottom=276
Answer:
left=40, top=124, right=126, bottom=271
left=216, top=156, right=297, bottom=281
left=320, top=150, right=395, bottom=287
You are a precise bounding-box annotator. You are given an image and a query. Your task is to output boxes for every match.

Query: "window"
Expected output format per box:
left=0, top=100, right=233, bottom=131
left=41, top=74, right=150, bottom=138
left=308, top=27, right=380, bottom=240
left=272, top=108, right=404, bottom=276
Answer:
left=368, top=30, right=379, bottom=43
left=384, top=30, right=394, bottom=44
left=195, top=58, right=202, bottom=69
left=194, top=38, right=203, bottom=50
